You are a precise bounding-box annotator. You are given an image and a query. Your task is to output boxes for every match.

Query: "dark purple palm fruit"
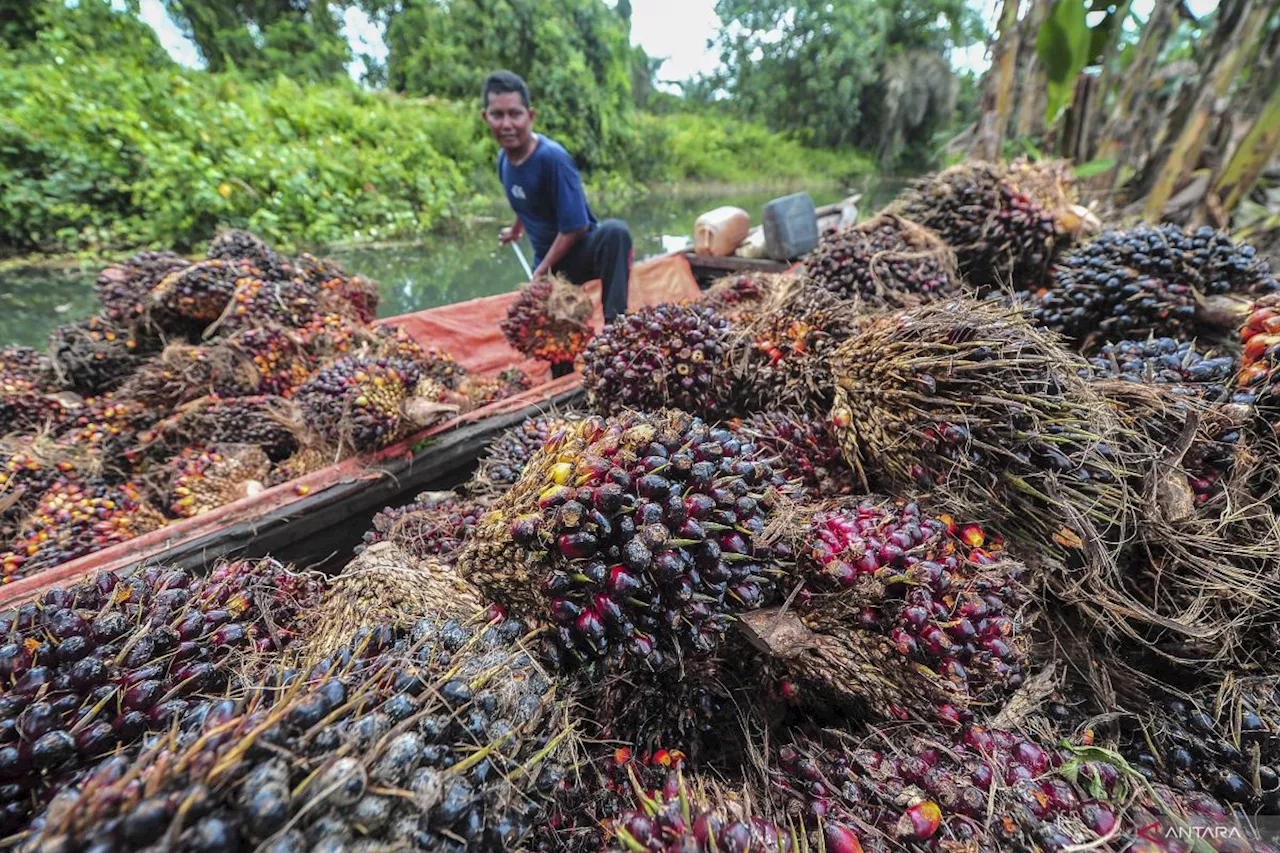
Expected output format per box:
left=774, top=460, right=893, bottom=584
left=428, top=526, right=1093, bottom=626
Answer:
left=733, top=411, right=857, bottom=499
left=0, top=478, right=168, bottom=581
left=580, top=303, right=736, bottom=417
left=802, top=213, right=961, bottom=308
left=604, top=766, right=822, bottom=853
left=0, top=374, right=76, bottom=436
left=206, top=228, right=291, bottom=281
left=0, top=559, right=324, bottom=836
left=151, top=259, right=255, bottom=324
left=47, top=316, right=152, bottom=396
left=1031, top=225, right=1278, bottom=353
left=357, top=491, right=491, bottom=562
left=211, top=276, right=323, bottom=335
left=729, top=279, right=860, bottom=417
left=740, top=501, right=1030, bottom=726
left=369, top=324, right=469, bottom=390
left=1085, top=337, right=1243, bottom=404
left=0, top=346, right=56, bottom=391
left=458, top=410, right=793, bottom=669
left=29, top=609, right=571, bottom=853
left=892, top=161, right=1062, bottom=290
left=770, top=726, right=1269, bottom=853
left=468, top=413, right=585, bottom=495
left=95, top=250, right=192, bottom=326
left=295, top=356, right=426, bottom=454
left=220, top=326, right=317, bottom=398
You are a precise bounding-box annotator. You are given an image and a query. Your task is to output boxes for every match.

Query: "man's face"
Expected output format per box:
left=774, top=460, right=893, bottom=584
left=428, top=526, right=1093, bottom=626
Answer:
left=483, top=92, right=534, bottom=153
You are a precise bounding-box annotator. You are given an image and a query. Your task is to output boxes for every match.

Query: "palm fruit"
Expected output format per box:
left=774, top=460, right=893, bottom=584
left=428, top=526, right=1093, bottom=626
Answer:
left=151, top=259, right=252, bottom=323
left=468, top=413, right=584, bottom=494
left=604, top=767, right=807, bottom=853
left=206, top=228, right=290, bottom=280
left=581, top=304, right=736, bottom=417
left=32, top=601, right=572, bottom=852
left=734, top=412, right=857, bottom=498
left=294, top=253, right=379, bottom=322
left=892, top=161, right=1060, bottom=288
left=827, top=299, right=1278, bottom=673
left=730, top=279, right=858, bottom=416
left=1031, top=224, right=1278, bottom=351
left=358, top=492, right=490, bottom=562
left=295, top=356, right=427, bottom=453
left=0, top=439, right=85, bottom=542
left=166, top=445, right=271, bottom=517
left=458, top=410, right=791, bottom=668
left=1237, top=293, right=1280, bottom=412
left=298, top=311, right=366, bottom=359
left=742, top=501, right=1030, bottom=725
left=769, top=726, right=1265, bottom=853
left=500, top=276, right=593, bottom=364
left=144, top=396, right=304, bottom=462
left=117, top=343, right=254, bottom=410
left=265, top=446, right=331, bottom=487
left=0, top=346, right=55, bottom=390
left=51, top=394, right=160, bottom=478
left=457, top=373, right=520, bottom=410
left=0, top=376, right=73, bottom=436
left=701, top=272, right=784, bottom=322
left=801, top=213, right=960, bottom=307
left=369, top=324, right=467, bottom=389
left=1086, top=337, right=1241, bottom=401
left=47, top=316, right=150, bottom=396
left=0, top=478, right=167, bottom=581
left=222, top=325, right=315, bottom=397
left=0, top=559, right=324, bottom=836
left=211, top=276, right=322, bottom=335
left=95, top=250, right=191, bottom=325
left=537, top=745, right=693, bottom=852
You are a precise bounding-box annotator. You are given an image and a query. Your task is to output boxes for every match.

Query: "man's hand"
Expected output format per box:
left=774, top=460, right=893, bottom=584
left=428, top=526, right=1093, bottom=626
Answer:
left=499, top=227, right=518, bottom=246
left=531, top=262, right=550, bottom=281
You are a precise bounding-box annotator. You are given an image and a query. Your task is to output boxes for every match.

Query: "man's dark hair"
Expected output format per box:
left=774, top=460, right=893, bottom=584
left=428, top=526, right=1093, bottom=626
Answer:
left=483, top=70, right=530, bottom=109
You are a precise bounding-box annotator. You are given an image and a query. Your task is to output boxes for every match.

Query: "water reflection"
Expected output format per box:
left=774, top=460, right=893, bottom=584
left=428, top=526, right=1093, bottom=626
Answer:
left=0, top=178, right=905, bottom=349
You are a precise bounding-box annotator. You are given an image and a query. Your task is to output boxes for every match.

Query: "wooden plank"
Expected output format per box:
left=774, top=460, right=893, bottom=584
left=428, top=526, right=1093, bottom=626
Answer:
left=682, top=252, right=790, bottom=274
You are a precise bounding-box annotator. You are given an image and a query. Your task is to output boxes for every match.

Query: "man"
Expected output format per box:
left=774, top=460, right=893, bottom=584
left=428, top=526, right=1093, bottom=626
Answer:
left=482, top=69, right=632, bottom=377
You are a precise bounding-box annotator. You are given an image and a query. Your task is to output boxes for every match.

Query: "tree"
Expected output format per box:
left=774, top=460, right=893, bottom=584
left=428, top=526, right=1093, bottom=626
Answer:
left=162, top=0, right=351, bottom=82
left=708, top=0, right=983, bottom=161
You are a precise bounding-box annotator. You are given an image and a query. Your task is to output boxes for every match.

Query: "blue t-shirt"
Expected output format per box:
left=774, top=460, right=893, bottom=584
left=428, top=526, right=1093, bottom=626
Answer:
left=498, top=134, right=596, bottom=267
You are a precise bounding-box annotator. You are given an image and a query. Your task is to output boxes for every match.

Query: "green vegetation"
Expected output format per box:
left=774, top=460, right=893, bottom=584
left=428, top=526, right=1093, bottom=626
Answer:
left=0, top=0, right=894, bottom=258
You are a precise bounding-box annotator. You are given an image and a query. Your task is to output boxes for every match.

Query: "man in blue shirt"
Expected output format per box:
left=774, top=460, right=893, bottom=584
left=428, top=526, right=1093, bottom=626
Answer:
left=483, top=70, right=632, bottom=376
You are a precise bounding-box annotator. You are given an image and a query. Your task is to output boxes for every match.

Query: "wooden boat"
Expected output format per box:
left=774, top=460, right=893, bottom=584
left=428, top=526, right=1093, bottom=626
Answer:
left=0, top=252, right=703, bottom=610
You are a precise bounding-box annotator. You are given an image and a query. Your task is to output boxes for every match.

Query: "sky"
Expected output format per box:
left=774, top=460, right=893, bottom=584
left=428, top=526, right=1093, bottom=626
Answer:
left=137, top=0, right=1222, bottom=86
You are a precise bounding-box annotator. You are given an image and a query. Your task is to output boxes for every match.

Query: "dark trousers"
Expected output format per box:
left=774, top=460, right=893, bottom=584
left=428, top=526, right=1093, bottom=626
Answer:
left=553, top=218, right=632, bottom=321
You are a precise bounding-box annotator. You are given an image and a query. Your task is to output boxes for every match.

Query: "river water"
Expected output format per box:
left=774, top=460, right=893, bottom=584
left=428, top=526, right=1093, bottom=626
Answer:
left=0, top=179, right=905, bottom=349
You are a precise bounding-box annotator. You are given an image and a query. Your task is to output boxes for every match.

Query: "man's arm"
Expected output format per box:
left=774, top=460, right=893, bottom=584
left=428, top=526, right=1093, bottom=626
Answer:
left=533, top=226, right=588, bottom=278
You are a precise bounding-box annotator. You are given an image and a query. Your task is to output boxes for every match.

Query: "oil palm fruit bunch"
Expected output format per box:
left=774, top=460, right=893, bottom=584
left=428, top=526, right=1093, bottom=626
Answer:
left=459, top=410, right=792, bottom=669
left=743, top=501, right=1030, bottom=725
left=701, top=272, right=783, bottom=322
left=457, top=372, right=526, bottom=410
left=0, top=346, right=55, bottom=391
left=166, top=445, right=271, bottom=517
left=1085, top=337, right=1242, bottom=402
left=53, top=394, right=160, bottom=476
left=211, top=276, right=323, bottom=335
left=151, top=259, right=253, bottom=324
left=801, top=213, right=961, bottom=308
left=501, top=276, right=594, bottom=364
left=0, top=376, right=71, bottom=436
left=296, top=355, right=430, bottom=453
left=222, top=325, right=315, bottom=397
left=298, top=311, right=366, bottom=359
left=31, top=607, right=572, bottom=852
left=371, top=325, right=467, bottom=389
left=265, top=446, right=330, bottom=487
left=95, top=250, right=190, bottom=325
left=358, top=491, right=490, bottom=562
left=825, top=299, right=1280, bottom=670
left=468, top=413, right=584, bottom=494
left=0, top=439, right=82, bottom=542
left=0, top=559, right=324, bottom=836
left=206, top=228, right=290, bottom=281
left=769, top=726, right=1260, bottom=853
left=1236, top=293, right=1280, bottom=412
left=734, top=412, right=857, bottom=498
left=0, top=478, right=167, bottom=581
left=47, top=316, right=150, bottom=396
left=581, top=304, right=736, bottom=417
left=604, top=768, right=808, bottom=853
left=118, top=342, right=256, bottom=411
left=291, top=253, right=378, bottom=322
left=1031, top=224, right=1278, bottom=351
left=731, top=279, right=857, bottom=417
left=165, top=395, right=303, bottom=462
left=892, top=161, right=1061, bottom=288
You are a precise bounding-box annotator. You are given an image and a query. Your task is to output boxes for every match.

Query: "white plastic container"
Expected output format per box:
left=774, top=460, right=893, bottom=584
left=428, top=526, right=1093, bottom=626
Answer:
left=693, top=206, right=751, bottom=256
